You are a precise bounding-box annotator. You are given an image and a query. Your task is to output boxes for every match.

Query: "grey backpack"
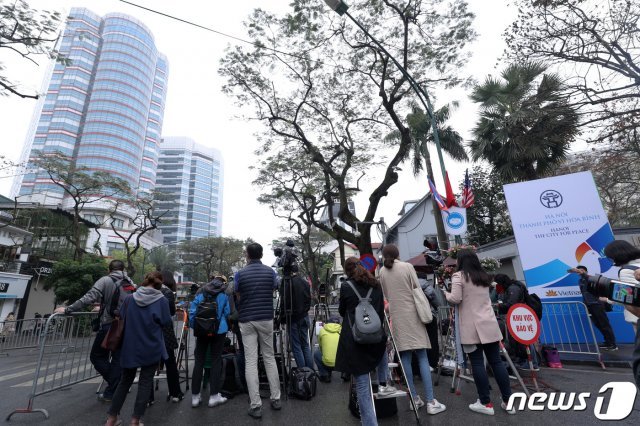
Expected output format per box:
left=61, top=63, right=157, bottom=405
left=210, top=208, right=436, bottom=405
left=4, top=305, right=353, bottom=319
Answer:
left=346, top=280, right=384, bottom=344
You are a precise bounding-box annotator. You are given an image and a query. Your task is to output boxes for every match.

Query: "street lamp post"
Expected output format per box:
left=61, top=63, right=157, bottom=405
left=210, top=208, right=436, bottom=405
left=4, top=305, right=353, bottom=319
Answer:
left=323, top=0, right=450, bottom=250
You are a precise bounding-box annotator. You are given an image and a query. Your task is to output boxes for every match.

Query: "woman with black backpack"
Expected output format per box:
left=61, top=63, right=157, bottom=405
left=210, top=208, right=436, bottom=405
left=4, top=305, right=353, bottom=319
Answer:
left=335, top=257, right=387, bottom=426
left=188, top=276, right=230, bottom=409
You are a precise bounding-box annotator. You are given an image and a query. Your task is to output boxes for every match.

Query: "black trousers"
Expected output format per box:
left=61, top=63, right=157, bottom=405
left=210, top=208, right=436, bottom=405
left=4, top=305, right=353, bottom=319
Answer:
left=108, top=364, right=156, bottom=420
left=192, top=334, right=226, bottom=395
left=91, top=324, right=121, bottom=397
left=588, top=303, right=616, bottom=346
left=426, top=317, right=439, bottom=368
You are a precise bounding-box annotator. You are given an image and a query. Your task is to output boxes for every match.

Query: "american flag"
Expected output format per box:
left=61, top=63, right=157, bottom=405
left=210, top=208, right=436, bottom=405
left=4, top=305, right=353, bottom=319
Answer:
left=428, top=178, right=449, bottom=211
left=461, top=169, right=475, bottom=208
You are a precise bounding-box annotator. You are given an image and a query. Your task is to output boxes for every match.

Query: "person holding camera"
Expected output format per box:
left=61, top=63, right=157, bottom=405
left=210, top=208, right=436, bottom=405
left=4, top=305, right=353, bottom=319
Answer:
left=278, top=265, right=313, bottom=369
left=604, top=240, right=640, bottom=334
left=568, top=266, right=617, bottom=351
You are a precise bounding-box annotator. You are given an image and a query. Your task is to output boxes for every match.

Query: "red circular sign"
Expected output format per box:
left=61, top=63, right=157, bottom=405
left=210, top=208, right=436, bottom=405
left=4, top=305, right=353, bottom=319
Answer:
left=359, top=254, right=378, bottom=272
left=506, top=303, right=541, bottom=345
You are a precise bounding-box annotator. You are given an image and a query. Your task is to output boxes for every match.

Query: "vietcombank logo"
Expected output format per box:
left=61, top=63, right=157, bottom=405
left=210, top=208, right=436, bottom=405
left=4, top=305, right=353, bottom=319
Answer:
left=506, top=382, right=637, bottom=420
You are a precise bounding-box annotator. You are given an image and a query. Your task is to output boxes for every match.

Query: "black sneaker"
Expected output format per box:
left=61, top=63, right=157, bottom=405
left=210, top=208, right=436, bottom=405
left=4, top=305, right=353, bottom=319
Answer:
left=318, top=375, right=331, bottom=383
left=598, top=343, right=610, bottom=349
left=603, top=345, right=619, bottom=351
left=97, top=393, right=113, bottom=402
left=248, top=406, right=263, bottom=419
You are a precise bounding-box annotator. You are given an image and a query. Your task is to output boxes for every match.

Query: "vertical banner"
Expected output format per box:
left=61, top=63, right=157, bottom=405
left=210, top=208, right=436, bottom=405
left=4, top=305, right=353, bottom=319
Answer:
left=442, top=206, right=467, bottom=236
left=503, top=171, right=614, bottom=300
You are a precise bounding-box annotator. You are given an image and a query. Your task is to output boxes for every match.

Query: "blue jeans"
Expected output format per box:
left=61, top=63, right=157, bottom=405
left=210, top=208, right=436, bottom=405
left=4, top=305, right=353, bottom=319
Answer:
left=314, top=349, right=331, bottom=377
left=399, top=349, right=434, bottom=401
left=354, top=373, right=377, bottom=426
left=290, top=316, right=313, bottom=369
left=468, top=342, right=512, bottom=404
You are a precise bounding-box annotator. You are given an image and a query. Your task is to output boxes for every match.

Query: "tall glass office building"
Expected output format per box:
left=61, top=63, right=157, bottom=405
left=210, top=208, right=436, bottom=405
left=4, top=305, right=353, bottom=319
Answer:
left=14, top=8, right=168, bottom=202
left=156, top=137, right=224, bottom=243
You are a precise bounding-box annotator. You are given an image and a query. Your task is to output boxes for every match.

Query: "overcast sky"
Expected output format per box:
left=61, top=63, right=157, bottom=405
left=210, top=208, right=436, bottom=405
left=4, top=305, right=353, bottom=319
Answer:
left=0, top=0, right=517, bottom=261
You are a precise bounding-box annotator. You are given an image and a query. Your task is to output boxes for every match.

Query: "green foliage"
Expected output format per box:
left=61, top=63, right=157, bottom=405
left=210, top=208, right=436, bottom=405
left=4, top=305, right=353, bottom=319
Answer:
left=461, top=166, right=512, bottom=246
left=0, top=0, right=64, bottom=99
left=180, top=236, right=249, bottom=282
left=44, top=255, right=107, bottom=305
left=146, top=246, right=180, bottom=273
left=384, top=102, right=468, bottom=175
left=469, top=62, right=579, bottom=182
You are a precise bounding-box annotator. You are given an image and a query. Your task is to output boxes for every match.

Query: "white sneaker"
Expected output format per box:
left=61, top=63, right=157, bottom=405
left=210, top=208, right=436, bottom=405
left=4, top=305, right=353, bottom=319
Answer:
left=377, top=385, right=399, bottom=397
left=501, top=401, right=516, bottom=415
left=427, top=399, right=446, bottom=415
left=208, top=393, right=228, bottom=407
left=469, top=399, right=494, bottom=415
left=410, top=395, right=425, bottom=411
left=191, top=394, right=201, bottom=408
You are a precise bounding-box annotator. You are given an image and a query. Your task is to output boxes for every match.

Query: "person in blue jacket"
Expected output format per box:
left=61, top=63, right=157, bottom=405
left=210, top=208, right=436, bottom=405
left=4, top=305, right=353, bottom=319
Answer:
left=189, top=276, right=230, bottom=409
left=105, top=271, right=171, bottom=426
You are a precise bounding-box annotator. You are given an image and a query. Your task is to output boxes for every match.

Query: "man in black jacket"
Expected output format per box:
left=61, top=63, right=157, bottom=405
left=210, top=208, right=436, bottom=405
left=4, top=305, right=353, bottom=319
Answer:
left=279, top=265, right=313, bottom=369
left=494, top=274, right=539, bottom=370
left=572, top=266, right=617, bottom=351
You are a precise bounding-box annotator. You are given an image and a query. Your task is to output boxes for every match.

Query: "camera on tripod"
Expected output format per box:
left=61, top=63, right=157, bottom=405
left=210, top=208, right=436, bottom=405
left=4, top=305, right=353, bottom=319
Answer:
left=273, top=239, right=299, bottom=276
left=585, top=274, right=640, bottom=307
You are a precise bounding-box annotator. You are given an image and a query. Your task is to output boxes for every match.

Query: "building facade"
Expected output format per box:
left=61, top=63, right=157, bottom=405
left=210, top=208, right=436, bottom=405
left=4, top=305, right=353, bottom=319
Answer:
left=12, top=8, right=168, bottom=255
left=155, top=137, right=223, bottom=243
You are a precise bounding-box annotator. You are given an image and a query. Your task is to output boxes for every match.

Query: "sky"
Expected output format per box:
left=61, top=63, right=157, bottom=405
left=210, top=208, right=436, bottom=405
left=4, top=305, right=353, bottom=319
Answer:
left=0, top=0, right=517, bottom=261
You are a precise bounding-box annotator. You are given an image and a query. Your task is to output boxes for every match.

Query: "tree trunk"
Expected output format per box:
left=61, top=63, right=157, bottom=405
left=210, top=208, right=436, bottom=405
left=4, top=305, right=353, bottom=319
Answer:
left=337, top=238, right=346, bottom=271
left=72, top=206, right=83, bottom=261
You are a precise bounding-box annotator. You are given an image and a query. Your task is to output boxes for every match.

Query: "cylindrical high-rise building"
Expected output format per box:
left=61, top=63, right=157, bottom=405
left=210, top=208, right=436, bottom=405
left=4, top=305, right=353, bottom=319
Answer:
left=14, top=8, right=168, bottom=203
left=12, top=8, right=168, bottom=255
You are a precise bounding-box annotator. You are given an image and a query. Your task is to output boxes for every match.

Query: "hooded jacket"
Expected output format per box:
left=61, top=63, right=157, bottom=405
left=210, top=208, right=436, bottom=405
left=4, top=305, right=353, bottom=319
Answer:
left=66, top=270, right=135, bottom=326
left=318, top=322, right=341, bottom=367
left=189, top=278, right=230, bottom=334
left=119, top=288, right=171, bottom=369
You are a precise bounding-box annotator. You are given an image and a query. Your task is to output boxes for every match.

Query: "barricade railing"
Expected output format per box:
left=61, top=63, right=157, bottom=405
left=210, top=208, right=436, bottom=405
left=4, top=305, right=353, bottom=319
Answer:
left=6, top=312, right=100, bottom=421
left=0, top=317, right=69, bottom=355
left=539, top=301, right=605, bottom=369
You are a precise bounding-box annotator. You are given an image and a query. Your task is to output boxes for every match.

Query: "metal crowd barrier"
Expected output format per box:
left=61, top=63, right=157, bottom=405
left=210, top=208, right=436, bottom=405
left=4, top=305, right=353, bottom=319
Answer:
left=6, top=312, right=100, bottom=421
left=0, top=318, right=55, bottom=355
left=539, top=301, right=604, bottom=369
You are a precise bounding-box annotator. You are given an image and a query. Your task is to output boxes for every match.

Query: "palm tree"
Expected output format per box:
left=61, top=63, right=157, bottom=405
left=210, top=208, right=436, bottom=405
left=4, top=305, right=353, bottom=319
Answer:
left=469, top=62, right=579, bottom=182
left=385, top=102, right=468, bottom=181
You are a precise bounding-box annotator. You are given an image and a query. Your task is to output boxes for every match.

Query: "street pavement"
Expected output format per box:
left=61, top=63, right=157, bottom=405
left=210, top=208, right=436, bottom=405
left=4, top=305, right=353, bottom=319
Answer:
left=1, top=345, right=639, bottom=425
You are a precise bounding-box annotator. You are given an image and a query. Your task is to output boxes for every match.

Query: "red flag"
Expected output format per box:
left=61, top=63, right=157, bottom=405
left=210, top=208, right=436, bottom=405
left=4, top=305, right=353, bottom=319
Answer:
left=444, top=172, right=458, bottom=208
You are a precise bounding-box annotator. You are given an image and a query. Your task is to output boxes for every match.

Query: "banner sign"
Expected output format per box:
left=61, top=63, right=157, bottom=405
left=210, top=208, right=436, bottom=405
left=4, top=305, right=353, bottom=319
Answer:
left=506, top=303, right=541, bottom=345
left=442, top=207, right=467, bottom=236
left=503, top=171, right=614, bottom=300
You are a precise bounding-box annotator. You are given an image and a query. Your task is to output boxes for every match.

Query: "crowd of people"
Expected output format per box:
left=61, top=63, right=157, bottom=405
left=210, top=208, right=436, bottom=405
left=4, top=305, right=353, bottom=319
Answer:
left=46, top=237, right=640, bottom=425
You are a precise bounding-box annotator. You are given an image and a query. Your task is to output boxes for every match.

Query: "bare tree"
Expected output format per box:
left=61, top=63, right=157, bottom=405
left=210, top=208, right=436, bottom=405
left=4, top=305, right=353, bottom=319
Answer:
left=34, top=152, right=130, bottom=260
left=0, top=0, right=66, bottom=99
left=504, top=0, right=640, bottom=139
left=220, top=0, right=476, bottom=255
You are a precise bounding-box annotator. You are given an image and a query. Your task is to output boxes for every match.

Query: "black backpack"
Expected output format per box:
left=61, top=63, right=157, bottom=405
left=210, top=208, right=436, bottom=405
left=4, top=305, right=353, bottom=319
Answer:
left=289, top=367, right=317, bottom=400
left=193, top=294, right=220, bottom=338
left=107, top=277, right=135, bottom=318
left=515, top=281, right=543, bottom=320
left=220, top=353, right=246, bottom=398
